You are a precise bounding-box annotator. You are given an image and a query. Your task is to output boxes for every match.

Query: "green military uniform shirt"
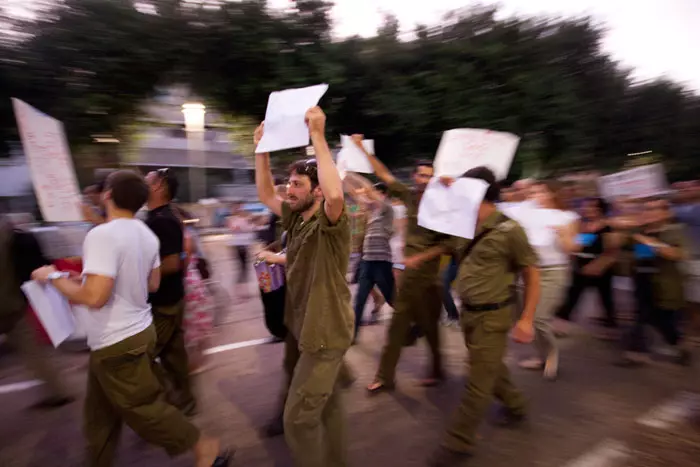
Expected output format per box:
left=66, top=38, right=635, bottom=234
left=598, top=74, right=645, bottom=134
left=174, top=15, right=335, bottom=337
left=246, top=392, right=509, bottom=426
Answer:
left=282, top=200, right=354, bottom=352
left=627, top=224, right=689, bottom=311
left=454, top=210, right=538, bottom=306
left=388, top=180, right=451, bottom=280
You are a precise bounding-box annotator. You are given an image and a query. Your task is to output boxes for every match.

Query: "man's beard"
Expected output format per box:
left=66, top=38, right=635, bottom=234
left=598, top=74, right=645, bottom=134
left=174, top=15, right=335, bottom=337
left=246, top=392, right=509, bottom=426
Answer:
left=289, top=194, right=315, bottom=213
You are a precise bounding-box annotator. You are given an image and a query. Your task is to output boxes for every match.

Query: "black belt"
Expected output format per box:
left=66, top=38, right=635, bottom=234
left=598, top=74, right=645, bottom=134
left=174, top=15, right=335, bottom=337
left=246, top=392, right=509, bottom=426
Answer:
left=462, top=297, right=514, bottom=313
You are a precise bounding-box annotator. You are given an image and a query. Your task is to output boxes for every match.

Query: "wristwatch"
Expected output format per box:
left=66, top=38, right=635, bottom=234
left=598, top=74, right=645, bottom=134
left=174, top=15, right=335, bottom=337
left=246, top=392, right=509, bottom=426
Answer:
left=47, top=271, right=70, bottom=281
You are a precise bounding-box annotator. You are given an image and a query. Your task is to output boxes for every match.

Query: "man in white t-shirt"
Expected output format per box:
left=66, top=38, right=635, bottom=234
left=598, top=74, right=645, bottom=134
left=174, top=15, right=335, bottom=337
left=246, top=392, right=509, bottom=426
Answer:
left=32, top=170, right=229, bottom=467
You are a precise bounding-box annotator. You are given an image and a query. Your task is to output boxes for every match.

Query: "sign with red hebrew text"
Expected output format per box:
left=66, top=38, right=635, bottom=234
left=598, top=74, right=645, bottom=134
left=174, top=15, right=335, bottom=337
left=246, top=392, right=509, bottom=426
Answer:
left=12, top=98, right=83, bottom=222
left=433, top=128, right=520, bottom=181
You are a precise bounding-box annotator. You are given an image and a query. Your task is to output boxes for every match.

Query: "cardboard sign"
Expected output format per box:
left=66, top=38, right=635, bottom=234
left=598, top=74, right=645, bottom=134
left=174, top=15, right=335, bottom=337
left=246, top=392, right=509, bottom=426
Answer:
left=598, top=164, right=668, bottom=200
left=12, top=99, right=83, bottom=222
left=433, top=128, right=520, bottom=180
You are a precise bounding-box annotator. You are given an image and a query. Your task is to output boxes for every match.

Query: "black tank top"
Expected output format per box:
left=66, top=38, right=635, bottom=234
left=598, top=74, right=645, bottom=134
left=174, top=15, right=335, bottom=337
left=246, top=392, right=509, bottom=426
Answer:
left=574, top=225, right=611, bottom=268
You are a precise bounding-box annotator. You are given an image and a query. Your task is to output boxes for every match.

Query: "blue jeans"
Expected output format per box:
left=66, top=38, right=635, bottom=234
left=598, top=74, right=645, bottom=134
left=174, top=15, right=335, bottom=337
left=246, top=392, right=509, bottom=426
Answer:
left=354, top=260, right=395, bottom=337
left=442, top=257, right=459, bottom=321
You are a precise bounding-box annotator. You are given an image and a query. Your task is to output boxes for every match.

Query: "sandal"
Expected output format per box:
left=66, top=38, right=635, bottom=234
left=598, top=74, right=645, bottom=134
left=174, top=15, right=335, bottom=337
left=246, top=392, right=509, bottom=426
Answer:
left=366, top=380, right=394, bottom=394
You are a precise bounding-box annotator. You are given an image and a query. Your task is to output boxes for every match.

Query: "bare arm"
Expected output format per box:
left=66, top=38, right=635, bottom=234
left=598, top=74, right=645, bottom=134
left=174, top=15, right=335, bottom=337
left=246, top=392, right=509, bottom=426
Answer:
left=51, top=274, right=115, bottom=309
left=148, top=268, right=161, bottom=293
left=160, top=254, right=182, bottom=275
left=351, top=134, right=396, bottom=185
left=306, top=107, right=344, bottom=224
left=254, top=123, right=283, bottom=217
left=634, top=234, right=687, bottom=262
left=519, top=265, right=540, bottom=324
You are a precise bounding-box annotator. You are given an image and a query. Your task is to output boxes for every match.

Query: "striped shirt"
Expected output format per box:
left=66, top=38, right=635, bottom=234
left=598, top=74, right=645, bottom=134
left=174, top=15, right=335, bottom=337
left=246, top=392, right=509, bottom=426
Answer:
left=362, top=200, right=394, bottom=262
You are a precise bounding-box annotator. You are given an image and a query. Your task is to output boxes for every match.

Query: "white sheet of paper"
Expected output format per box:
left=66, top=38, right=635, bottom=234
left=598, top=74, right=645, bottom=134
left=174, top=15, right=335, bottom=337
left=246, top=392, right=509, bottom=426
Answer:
left=500, top=203, right=578, bottom=246
left=418, top=178, right=488, bottom=239
left=255, top=84, right=329, bottom=153
left=336, top=135, right=374, bottom=178
left=21, top=281, right=76, bottom=348
left=433, top=128, right=520, bottom=180
left=12, top=98, right=83, bottom=222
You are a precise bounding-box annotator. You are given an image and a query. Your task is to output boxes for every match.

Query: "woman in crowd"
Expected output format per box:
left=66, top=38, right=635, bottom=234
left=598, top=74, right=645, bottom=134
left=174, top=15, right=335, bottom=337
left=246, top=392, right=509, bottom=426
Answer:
left=174, top=207, right=214, bottom=375
left=519, top=181, right=579, bottom=380
left=556, top=197, right=620, bottom=337
left=227, top=205, right=259, bottom=298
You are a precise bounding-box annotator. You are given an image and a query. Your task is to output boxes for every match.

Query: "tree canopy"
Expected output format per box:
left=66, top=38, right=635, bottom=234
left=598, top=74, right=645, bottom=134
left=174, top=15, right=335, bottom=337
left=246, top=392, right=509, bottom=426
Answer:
left=1, top=0, right=699, bottom=180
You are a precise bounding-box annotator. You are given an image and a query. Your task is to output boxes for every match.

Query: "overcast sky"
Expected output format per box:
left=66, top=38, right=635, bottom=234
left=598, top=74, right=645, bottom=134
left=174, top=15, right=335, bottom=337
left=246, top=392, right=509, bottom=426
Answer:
left=271, top=0, right=700, bottom=91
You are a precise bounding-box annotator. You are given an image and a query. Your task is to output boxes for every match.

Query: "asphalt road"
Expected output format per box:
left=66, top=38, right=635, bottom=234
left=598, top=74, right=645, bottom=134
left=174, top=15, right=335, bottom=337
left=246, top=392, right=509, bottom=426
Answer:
left=0, top=237, right=698, bottom=467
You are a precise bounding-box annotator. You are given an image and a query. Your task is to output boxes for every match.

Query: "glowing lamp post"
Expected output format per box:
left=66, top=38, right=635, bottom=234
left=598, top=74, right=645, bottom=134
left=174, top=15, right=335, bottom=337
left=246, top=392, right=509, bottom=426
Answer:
left=182, top=103, right=206, bottom=202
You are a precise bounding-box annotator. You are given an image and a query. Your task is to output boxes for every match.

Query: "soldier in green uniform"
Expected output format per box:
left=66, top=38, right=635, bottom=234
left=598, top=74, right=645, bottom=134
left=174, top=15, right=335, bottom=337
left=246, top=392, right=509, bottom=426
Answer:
left=353, top=136, right=451, bottom=391
left=254, top=107, right=354, bottom=467
left=429, top=166, right=540, bottom=466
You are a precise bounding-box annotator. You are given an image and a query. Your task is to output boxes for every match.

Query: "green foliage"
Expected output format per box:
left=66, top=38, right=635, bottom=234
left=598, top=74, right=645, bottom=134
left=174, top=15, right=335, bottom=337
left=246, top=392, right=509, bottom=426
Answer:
left=1, top=0, right=699, bottom=181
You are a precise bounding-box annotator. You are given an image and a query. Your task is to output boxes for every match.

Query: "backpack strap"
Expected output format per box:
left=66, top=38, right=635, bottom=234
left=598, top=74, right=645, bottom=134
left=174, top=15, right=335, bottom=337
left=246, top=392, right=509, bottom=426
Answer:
left=457, top=213, right=511, bottom=266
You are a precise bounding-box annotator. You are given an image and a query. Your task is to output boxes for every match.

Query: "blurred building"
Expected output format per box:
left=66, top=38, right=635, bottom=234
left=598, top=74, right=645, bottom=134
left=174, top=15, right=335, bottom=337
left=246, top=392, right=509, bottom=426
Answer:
left=0, top=143, right=37, bottom=215
left=120, top=86, right=256, bottom=202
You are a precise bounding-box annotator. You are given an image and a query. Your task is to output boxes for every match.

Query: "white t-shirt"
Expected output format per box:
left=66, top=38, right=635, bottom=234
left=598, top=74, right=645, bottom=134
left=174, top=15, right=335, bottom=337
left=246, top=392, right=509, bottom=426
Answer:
left=534, top=210, right=579, bottom=267
left=228, top=217, right=258, bottom=246
left=80, top=218, right=160, bottom=350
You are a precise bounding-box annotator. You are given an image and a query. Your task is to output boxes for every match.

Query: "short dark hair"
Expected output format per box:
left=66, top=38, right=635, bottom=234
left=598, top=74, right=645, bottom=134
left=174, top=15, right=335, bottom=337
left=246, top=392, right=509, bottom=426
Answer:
left=106, top=170, right=149, bottom=213
left=586, top=197, right=609, bottom=216
left=288, top=159, right=319, bottom=187
left=462, top=166, right=500, bottom=202
left=156, top=168, right=179, bottom=201
left=414, top=160, right=433, bottom=172
left=373, top=182, right=388, bottom=195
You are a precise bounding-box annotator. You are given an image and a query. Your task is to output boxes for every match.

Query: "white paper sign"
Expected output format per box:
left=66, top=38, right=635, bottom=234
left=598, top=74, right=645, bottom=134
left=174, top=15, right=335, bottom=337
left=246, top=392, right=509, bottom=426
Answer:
left=12, top=99, right=83, bottom=222
left=255, top=84, right=329, bottom=153
left=500, top=202, right=578, bottom=246
left=433, top=128, right=520, bottom=180
left=21, top=281, right=76, bottom=348
left=418, top=177, right=488, bottom=239
left=336, top=135, right=374, bottom=179
left=598, top=164, right=668, bottom=200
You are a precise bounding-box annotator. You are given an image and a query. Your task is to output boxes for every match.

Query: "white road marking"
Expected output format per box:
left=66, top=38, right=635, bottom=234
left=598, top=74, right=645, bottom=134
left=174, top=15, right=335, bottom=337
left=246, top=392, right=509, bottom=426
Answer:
left=0, top=380, right=43, bottom=395
left=636, top=391, right=700, bottom=429
left=560, top=440, right=630, bottom=467
left=203, top=337, right=273, bottom=355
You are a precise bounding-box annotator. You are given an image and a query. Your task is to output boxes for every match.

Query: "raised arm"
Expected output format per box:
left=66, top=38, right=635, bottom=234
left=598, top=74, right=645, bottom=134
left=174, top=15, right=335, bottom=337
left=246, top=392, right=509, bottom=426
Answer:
left=306, top=107, right=344, bottom=224
left=254, top=123, right=283, bottom=217
left=351, top=134, right=396, bottom=185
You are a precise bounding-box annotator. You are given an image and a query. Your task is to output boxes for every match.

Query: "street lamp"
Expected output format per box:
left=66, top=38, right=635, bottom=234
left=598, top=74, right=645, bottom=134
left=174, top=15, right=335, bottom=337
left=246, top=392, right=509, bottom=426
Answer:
left=182, top=103, right=206, bottom=202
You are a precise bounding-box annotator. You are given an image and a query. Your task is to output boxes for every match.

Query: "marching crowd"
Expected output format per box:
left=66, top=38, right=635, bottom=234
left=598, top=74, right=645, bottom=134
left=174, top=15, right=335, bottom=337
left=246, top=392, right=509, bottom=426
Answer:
left=1, top=105, right=698, bottom=467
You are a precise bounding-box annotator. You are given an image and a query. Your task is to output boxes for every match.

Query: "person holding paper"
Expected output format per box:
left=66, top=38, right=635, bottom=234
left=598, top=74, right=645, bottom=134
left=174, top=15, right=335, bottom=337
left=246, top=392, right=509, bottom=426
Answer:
left=31, top=170, right=230, bottom=467
left=253, top=107, right=354, bottom=466
left=355, top=140, right=448, bottom=392
left=517, top=181, right=579, bottom=380
left=429, top=167, right=539, bottom=467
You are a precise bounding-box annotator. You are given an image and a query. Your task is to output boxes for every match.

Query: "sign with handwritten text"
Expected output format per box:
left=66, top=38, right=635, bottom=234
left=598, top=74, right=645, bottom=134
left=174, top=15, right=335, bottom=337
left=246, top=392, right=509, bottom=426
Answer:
left=597, top=164, right=668, bottom=200
left=12, top=99, right=83, bottom=222
left=433, top=128, right=520, bottom=181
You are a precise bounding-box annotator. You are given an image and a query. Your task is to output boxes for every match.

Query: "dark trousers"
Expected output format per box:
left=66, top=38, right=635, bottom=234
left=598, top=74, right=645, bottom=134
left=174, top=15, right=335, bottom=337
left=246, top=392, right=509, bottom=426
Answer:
left=625, top=272, right=681, bottom=352
left=234, top=246, right=248, bottom=283
left=85, top=326, right=199, bottom=467
left=557, top=270, right=616, bottom=327
left=152, top=302, right=195, bottom=409
left=353, top=260, right=395, bottom=337
left=442, top=258, right=459, bottom=321
left=260, top=285, right=288, bottom=339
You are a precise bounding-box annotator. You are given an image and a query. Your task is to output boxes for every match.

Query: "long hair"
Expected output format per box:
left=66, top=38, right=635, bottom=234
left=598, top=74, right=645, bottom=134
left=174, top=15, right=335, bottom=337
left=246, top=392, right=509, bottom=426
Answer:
left=539, top=180, right=567, bottom=211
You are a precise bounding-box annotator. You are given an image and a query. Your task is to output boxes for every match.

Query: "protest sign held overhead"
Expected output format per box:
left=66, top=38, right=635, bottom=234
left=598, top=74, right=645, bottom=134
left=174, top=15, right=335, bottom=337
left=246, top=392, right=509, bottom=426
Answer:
left=433, top=128, right=520, bottom=181
left=336, top=135, right=374, bottom=179
left=255, top=84, right=329, bottom=153
left=597, top=163, right=668, bottom=200
left=12, top=98, right=83, bottom=222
